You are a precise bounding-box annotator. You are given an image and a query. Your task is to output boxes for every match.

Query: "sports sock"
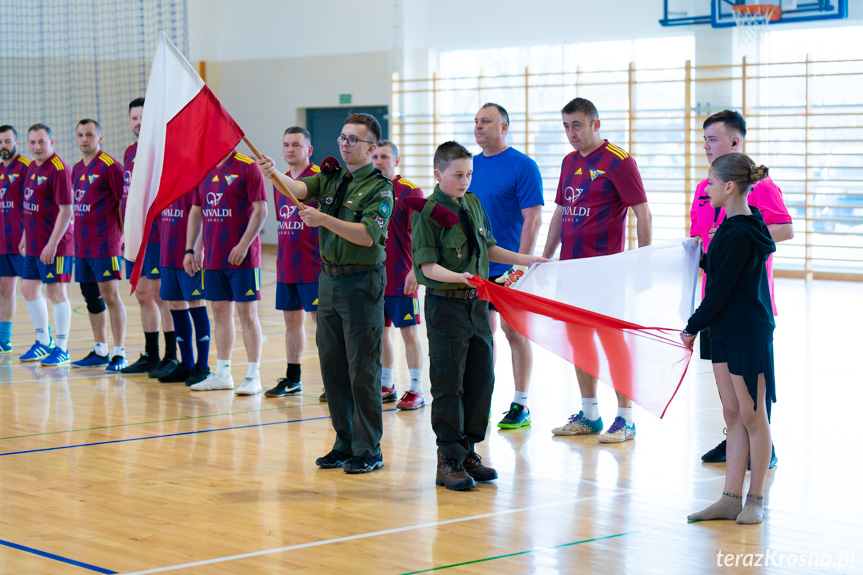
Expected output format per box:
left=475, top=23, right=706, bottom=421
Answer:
left=246, top=361, right=260, bottom=380
left=189, top=306, right=210, bottom=367
left=513, top=390, right=528, bottom=406
left=286, top=363, right=301, bottom=383
left=216, top=359, right=231, bottom=378
left=53, top=300, right=71, bottom=352
left=0, top=321, right=12, bottom=344
left=170, top=309, right=194, bottom=368
left=409, top=368, right=423, bottom=393
left=163, top=330, right=177, bottom=360
left=582, top=398, right=600, bottom=420
left=112, top=346, right=125, bottom=358
left=26, top=296, right=51, bottom=345
left=94, top=342, right=109, bottom=357
left=687, top=492, right=743, bottom=522
left=381, top=367, right=394, bottom=389
left=144, top=331, right=160, bottom=359
left=736, top=494, right=765, bottom=525
left=617, top=407, right=633, bottom=424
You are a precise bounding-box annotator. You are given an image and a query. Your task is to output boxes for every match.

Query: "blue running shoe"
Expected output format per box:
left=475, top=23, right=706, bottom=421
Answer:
left=0, top=341, right=12, bottom=354
left=19, top=340, right=54, bottom=362
left=598, top=416, right=636, bottom=443
left=497, top=402, right=531, bottom=429
left=71, top=350, right=110, bottom=368
left=105, top=355, right=129, bottom=372
left=41, top=347, right=70, bottom=366
left=552, top=411, right=603, bottom=436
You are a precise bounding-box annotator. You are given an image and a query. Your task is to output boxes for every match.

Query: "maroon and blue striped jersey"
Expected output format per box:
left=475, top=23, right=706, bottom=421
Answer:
left=71, top=152, right=124, bottom=258
left=192, top=152, right=267, bottom=270
left=555, top=141, right=648, bottom=260
left=384, top=176, right=424, bottom=297
left=159, top=193, right=194, bottom=269
left=123, top=142, right=159, bottom=244
left=23, top=154, right=74, bottom=257
left=275, top=163, right=321, bottom=284
left=0, top=154, right=31, bottom=254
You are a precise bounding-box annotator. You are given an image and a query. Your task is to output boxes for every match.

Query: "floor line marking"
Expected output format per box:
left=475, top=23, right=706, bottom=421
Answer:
left=0, top=536, right=117, bottom=574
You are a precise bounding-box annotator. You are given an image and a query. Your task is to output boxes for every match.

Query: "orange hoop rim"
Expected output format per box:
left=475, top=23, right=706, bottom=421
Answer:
left=730, top=3, right=782, bottom=21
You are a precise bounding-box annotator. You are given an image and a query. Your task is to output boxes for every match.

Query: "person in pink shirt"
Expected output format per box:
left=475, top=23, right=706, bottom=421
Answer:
left=692, top=110, right=794, bottom=466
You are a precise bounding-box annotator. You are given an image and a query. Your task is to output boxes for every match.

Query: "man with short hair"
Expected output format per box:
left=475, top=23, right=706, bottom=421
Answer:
left=69, top=119, right=128, bottom=372
left=693, top=109, right=792, bottom=466
left=184, top=150, right=267, bottom=396
left=544, top=97, right=652, bottom=443
left=471, top=103, right=544, bottom=429
left=18, top=124, right=74, bottom=366
left=372, top=140, right=426, bottom=410
left=264, top=126, right=320, bottom=399
left=121, top=97, right=178, bottom=377
left=0, top=125, right=30, bottom=353
left=257, top=113, right=393, bottom=474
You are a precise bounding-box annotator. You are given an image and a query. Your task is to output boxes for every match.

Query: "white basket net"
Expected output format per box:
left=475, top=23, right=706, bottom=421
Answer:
left=731, top=4, right=779, bottom=43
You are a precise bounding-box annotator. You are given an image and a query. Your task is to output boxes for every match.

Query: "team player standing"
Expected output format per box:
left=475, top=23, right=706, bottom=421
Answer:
left=0, top=126, right=30, bottom=354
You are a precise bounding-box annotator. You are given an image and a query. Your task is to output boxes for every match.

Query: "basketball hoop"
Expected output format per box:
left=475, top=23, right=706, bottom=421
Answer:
left=731, top=3, right=781, bottom=43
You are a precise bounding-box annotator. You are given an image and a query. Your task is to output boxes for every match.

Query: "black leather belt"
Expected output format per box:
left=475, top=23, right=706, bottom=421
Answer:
left=427, top=287, right=478, bottom=300
left=321, top=263, right=377, bottom=277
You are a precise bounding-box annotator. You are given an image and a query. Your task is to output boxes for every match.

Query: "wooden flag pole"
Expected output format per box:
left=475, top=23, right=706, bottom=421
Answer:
left=242, top=136, right=305, bottom=210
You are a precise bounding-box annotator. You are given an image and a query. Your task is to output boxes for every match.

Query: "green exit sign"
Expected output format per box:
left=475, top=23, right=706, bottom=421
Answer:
left=339, top=93, right=352, bottom=105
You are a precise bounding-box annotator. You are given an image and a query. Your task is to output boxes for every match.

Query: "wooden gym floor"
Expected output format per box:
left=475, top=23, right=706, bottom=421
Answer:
left=0, top=252, right=860, bottom=574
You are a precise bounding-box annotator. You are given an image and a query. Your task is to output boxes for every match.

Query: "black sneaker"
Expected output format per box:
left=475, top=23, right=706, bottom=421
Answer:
left=265, top=378, right=302, bottom=397
left=158, top=362, right=192, bottom=383
left=702, top=439, right=727, bottom=463
left=319, top=389, right=327, bottom=402
left=148, top=357, right=179, bottom=379
left=185, top=364, right=211, bottom=386
left=344, top=452, right=384, bottom=474
left=315, top=449, right=352, bottom=469
left=121, top=353, right=160, bottom=374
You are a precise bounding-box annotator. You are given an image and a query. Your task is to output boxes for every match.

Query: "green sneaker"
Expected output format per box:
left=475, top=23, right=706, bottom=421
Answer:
left=497, top=402, right=531, bottom=429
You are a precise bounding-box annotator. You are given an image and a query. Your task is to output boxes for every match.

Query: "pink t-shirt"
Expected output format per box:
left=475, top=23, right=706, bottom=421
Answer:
left=691, top=175, right=792, bottom=314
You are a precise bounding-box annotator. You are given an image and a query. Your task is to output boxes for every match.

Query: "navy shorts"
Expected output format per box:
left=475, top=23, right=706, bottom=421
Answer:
left=160, top=266, right=205, bottom=302
left=204, top=268, right=260, bottom=302
left=384, top=295, right=421, bottom=327
left=711, top=339, right=776, bottom=414
left=125, top=243, right=161, bottom=281
left=23, top=255, right=73, bottom=283
left=75, top=256, right=123, bottom=283
left=275, top=282, right=319, bottom=312
left=0, top=254, right=23, bottom=277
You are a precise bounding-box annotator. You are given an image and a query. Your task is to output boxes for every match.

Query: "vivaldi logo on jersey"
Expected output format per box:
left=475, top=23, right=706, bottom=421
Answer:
left=74, top=189, right=91, bottom=214
left=563, top=187, right=590, bottom=218
left=203, top=191, right=230, bottom=218
left=23, top=187, right=38, bottom=212
left=279, top=204, right=303, bottom=231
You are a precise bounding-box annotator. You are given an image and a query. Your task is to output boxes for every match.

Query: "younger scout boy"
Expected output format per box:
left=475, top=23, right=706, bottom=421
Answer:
left=411, top=141, right=548, bottom=491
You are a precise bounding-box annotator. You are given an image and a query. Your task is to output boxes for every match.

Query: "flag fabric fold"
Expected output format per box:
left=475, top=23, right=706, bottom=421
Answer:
left=470, top=239, right=701, bottom=418
left=124, top=31, right=244, bottom=290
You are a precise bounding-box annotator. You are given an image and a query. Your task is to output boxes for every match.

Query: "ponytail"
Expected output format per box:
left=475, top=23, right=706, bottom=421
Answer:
left=711, top=152, right=768, bottom=194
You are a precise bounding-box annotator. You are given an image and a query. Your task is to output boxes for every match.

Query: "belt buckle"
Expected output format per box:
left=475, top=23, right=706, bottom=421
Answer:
left=467, top=288, right=478, bottom=298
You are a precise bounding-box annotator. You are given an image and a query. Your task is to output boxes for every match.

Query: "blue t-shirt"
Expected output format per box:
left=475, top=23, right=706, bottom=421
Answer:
left=471, top=147, right=544, bottom=276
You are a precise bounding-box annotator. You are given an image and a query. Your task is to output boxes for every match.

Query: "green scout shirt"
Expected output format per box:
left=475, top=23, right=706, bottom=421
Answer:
left=411, top=186, right=496, bottom=290
left=299, top=162, right=393, bottom=266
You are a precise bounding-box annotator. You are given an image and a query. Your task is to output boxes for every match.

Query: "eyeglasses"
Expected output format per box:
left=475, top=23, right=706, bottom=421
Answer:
left=336, top=135, right=374, bottom=147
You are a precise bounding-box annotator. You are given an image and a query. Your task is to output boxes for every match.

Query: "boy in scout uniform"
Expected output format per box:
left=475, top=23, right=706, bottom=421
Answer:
left=411, top=141, right=548, bottom=490
left=256, top=113, right=393, bottom=475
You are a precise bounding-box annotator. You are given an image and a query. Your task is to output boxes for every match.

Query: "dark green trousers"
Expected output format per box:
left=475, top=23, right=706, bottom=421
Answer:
left=317, top=264, right=385, bottom=458
left=425, top=293, right=495, bottom=461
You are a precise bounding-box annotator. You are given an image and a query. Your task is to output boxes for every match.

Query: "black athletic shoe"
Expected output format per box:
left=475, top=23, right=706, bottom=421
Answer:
left=702, top=439, right=727, bottom=463
left=264, top=378, right=302, bottom=397
left=158, top=362, right=192, bottom=383
left=344, top=453, right=384, bottom=474
left=121, top=353, right=160, bottom=374
left=319, top=389, right=327, bottom=402
left=185, top=364, right=211, bottom=386
left=148, top=357, right=179, bottom=379
left=315, top=449, right=352, bottom=469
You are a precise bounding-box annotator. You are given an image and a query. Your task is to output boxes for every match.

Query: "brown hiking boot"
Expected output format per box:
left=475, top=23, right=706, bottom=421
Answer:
left=435, top=452, right=475, bottom=491
left=463, top=452, right=498, bottom=482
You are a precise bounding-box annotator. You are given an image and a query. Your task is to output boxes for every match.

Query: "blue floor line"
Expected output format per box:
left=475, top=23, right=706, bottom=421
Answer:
left=0, top=537, right=118, bottom=574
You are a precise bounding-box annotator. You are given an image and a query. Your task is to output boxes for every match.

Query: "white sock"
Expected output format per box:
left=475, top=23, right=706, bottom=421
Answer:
left=409, top=368, right=423, bottom=393
left=246, top=361, right=260, bottom=380
left=381, top=367, right=394, bottom=389
left=617, top=407, right=633, bottom=425
left=582, top=398, right=600, bottom=420
left=513, top=390, right=528, bottom=406
left=112, top=346, right=125, bottom=358
left=53, top=300, right=71, bottom=352
left=95, top=342, right=108, bottom=356
left=26, top=296, right=51, bottom=345
left=216, top=359, right=231, bottom=378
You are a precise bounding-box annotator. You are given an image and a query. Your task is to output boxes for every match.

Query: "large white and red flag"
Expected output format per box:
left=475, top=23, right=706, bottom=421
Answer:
left=124, top=31, right=244, bottom=290
left=470, top=239, right=701, bottom=418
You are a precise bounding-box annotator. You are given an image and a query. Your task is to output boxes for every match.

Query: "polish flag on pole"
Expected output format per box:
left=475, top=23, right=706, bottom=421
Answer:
left=470, top=239, right=702, bottom=418
left=124, top=31, right=244, bottom=290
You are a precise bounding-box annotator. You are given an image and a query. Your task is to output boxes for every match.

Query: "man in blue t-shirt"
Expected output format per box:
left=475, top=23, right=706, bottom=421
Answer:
left=471, top=103, right=544, bottom=429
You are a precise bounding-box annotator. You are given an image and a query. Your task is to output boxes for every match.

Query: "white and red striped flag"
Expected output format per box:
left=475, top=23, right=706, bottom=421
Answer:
left=124, top=31, right=244, bottom=290
left=470, top=239, right=702, bottom=418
